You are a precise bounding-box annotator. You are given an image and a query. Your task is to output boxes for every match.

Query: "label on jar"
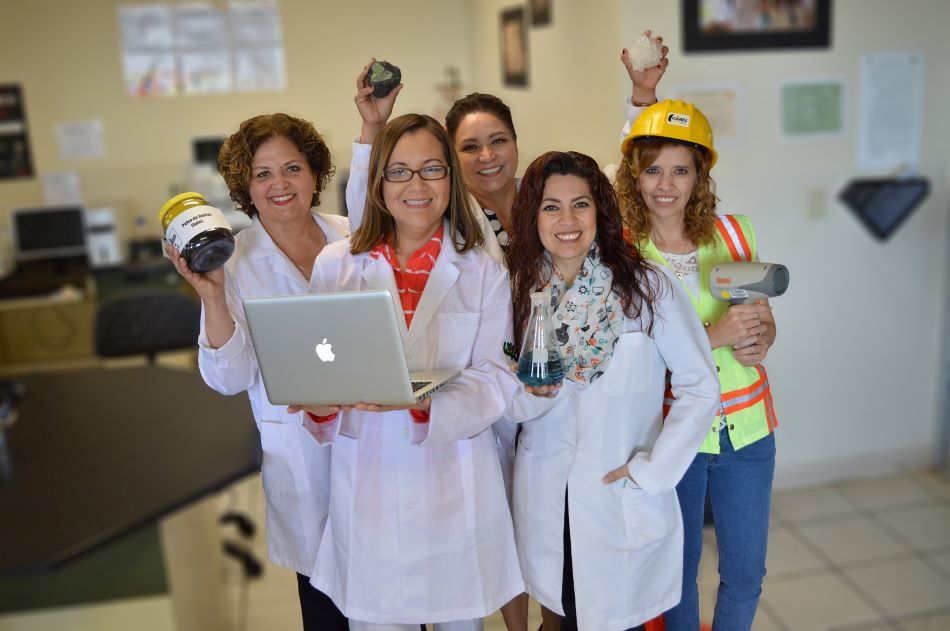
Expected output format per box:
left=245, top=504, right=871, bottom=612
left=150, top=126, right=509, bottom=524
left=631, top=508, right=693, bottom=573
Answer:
left=164, top=205, right=231, bottom=251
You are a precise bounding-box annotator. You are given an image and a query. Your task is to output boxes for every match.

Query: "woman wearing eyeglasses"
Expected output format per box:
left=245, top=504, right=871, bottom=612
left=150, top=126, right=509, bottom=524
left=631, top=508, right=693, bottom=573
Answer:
left=293, top=113, right=524, bottom=631
left=342, top=46, right=668, bottom=629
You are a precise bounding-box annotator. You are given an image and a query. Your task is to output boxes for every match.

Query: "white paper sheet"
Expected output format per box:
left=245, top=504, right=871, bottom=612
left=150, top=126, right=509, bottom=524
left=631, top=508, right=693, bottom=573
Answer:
left=668, top=82, right=744, bottom=146
left=122, top=51, right=177, bottom=98
left=54, top=120, right=105, bottom=161
left=174, top=3, right=228, bottom=47
left=41, top=171, right=83, bottom=204
left=229, top=0, right=282, bottom=43
left=855, top=52, right=925, bottom=171
left=181, top=49, right=232, bottom=94
left=234, top=46, right=286, bottom=92
left=118, top=4, right=174, bottom=49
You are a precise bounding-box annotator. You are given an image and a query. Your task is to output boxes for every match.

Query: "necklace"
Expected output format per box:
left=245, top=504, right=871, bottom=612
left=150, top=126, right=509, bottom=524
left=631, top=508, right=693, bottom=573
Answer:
left=660, top=250, right=698, bottom=280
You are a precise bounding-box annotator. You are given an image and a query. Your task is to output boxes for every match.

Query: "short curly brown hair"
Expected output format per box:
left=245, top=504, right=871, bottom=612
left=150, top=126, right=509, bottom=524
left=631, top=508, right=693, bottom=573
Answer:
left=615, top=137, right=719, bottom=247
left=217, top=113, right=335, bottom=217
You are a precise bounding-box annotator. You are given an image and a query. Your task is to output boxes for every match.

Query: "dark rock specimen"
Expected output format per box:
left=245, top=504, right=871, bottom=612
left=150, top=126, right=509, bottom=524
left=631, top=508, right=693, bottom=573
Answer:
left=368, top=61, right=401, bottom=98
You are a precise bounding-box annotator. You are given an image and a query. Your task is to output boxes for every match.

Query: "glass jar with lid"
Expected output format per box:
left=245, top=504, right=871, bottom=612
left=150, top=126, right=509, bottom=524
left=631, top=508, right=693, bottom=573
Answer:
left=159, top=192, right=235, bottom=273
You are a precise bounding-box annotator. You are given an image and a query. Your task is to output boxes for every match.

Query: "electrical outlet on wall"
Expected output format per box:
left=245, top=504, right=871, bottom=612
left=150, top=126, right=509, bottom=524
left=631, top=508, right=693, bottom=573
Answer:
left=806, top=187, right=826, bottom=220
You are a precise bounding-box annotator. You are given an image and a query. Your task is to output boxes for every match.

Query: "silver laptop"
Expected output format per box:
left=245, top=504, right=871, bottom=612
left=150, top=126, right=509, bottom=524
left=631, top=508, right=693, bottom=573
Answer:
left=243, top=290, right=458, bottom=406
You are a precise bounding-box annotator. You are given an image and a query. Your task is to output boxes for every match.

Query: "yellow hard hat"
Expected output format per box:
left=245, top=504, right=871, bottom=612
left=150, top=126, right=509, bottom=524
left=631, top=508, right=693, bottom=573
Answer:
left=621, top=99, right=717, bottom=167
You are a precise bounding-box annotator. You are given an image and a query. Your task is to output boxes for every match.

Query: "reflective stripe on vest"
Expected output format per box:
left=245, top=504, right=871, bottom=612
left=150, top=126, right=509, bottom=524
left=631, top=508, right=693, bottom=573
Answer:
left=663, top=215, right=777, bottom=439
left=715, top=215, right=752, bottom=262
left=720, top=364, right=777, bottom=431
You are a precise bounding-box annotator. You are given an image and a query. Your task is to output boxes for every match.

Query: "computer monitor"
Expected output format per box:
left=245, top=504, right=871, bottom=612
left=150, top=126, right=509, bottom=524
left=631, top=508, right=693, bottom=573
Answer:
left=192, top=136, right=225, bottom=167
left=10, top=205, right=87, bottom=262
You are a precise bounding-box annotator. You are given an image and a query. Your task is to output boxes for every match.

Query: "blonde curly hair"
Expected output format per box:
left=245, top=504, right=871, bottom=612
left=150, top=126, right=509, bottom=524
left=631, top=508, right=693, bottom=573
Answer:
left=615, top=137, right=719, bottom=247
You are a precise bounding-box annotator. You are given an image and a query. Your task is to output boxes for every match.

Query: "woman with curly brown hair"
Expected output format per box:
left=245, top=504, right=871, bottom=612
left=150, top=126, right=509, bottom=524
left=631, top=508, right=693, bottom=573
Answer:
left=166, top=112, right=349, bottom=631
left=615, top=100, right=779, bottom=631
left=505, top=151, right=719, bottom=631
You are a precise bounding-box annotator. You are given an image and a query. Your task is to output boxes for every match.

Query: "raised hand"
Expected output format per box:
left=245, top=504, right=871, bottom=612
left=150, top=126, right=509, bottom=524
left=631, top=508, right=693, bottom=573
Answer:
left=621, top=30, right=670, bottom=105
left=355, top=57, right=403, bottom=144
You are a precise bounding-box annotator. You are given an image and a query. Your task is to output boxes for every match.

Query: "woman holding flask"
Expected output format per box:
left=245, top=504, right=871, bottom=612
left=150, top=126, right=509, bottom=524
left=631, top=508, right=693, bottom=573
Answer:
left=505, top=151, right=719, bottom=631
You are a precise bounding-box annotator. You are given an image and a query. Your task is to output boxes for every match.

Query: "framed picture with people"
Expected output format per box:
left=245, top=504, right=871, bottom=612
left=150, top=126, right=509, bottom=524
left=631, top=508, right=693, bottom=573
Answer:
left=683, top=0, right=831, bottom=52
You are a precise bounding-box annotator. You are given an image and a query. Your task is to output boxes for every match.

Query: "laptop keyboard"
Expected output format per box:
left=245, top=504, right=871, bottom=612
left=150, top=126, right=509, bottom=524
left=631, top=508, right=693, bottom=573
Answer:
left=411, top=380, right=433, bottom=393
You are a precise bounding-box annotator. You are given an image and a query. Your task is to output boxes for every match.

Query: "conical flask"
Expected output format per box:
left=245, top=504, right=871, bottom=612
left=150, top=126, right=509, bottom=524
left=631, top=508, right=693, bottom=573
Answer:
left=516, top=291, right=565, bottom=386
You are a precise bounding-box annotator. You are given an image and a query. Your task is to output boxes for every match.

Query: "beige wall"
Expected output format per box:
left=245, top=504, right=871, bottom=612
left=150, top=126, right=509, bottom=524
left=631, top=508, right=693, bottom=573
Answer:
left=2, top=0, right=949, bottom=484
left=611, top=0, right=950, bottom=484
left=463, top=0, right=950, bottom=484
left=463, top=0, right=625, bottom=169
left=0, top=0, right=472, bottom=236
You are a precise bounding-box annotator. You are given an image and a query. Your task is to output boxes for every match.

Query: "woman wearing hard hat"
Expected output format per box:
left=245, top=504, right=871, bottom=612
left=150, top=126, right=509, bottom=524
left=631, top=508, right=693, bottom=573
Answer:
left=614, top=100, right=779, bottom=631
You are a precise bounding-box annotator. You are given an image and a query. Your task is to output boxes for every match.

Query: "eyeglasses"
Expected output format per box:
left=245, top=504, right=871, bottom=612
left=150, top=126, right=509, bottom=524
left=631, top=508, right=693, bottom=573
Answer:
left=383, top=165, right=450, bottom=183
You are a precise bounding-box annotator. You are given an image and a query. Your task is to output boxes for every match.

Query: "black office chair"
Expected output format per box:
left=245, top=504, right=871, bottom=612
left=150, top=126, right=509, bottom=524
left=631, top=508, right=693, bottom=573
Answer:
left=94, top=289, right=201, bottom=364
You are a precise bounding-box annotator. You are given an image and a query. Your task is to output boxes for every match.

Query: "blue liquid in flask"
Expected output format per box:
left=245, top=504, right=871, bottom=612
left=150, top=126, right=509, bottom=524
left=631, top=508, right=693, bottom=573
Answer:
left=517, top=350, right=564, bottom=387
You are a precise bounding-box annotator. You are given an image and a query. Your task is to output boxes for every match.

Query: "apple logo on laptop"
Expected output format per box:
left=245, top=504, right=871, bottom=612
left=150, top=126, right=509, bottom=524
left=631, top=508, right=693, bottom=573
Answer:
left=315, top=338, right=335, bottom=362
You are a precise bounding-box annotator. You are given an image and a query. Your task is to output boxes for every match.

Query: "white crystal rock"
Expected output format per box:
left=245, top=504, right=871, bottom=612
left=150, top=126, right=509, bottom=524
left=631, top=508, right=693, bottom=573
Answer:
left=629, top=35, right=662, bottom=72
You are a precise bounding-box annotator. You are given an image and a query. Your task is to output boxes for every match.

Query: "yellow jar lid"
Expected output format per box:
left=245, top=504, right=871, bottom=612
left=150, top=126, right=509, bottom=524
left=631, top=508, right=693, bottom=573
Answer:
left=158, top=191, right=206, bottom=223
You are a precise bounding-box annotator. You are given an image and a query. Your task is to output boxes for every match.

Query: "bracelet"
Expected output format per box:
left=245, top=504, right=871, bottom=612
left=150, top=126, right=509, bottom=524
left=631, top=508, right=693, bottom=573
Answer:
left=632, top=97, right=657, bottom=107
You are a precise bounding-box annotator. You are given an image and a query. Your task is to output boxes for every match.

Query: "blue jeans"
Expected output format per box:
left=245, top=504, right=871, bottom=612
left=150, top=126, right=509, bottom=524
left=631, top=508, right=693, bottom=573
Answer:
left=664, top=431, right=775, bottom=631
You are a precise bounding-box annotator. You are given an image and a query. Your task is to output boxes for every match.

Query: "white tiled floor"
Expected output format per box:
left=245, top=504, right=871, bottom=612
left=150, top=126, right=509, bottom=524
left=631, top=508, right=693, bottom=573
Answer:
left=755, top=470, right=950, bottom=631
left=228, top=468, right=950, bottom=631
left=2, top=469, right=948, bottom=630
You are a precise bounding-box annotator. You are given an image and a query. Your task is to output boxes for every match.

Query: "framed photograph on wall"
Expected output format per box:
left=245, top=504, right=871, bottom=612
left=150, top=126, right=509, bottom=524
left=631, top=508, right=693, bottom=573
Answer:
left=500, top=7, right=528, bottom=87
left=683, top=0, right=831, bottom=52
left=530, top=0, right=552, bottom=27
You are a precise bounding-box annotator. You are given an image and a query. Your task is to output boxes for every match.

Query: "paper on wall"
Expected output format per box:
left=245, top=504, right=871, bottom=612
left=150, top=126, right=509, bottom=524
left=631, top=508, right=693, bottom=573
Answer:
left=668, top=82, right=744, bottom=146
left=118, top=4, right=174, bottom=49
left=779, top=77, right=846, bottom=141
left=41, top=171, right=83, bottom=204
left=229, top=0, right=283, bottom=43
left=855, top=52, right=924, bottom=171
left=234, top=46, right=286, bottom=92
left=55, top=120, right=105, bottom=161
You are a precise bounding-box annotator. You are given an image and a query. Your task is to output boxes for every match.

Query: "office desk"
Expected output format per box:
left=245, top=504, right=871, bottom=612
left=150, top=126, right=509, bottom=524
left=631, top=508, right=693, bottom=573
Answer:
left=0, top=366, right=261, bottom=575
left=0, top=259, right=189, bottom=365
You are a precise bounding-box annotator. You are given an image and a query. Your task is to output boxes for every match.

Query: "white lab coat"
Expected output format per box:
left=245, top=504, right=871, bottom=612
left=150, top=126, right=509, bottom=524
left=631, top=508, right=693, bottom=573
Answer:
left=345, top=141, right=515, bottom=499
left=508, top=265, right=720, bottom=631
left=305, top=231, right=525, bottom=624
left=197, top=212, right=349, bottom=575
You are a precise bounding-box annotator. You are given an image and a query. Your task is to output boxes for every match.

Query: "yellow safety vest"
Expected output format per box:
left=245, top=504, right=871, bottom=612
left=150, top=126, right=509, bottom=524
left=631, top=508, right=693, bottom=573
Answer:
left=642, top=214, right=778, bottom=454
